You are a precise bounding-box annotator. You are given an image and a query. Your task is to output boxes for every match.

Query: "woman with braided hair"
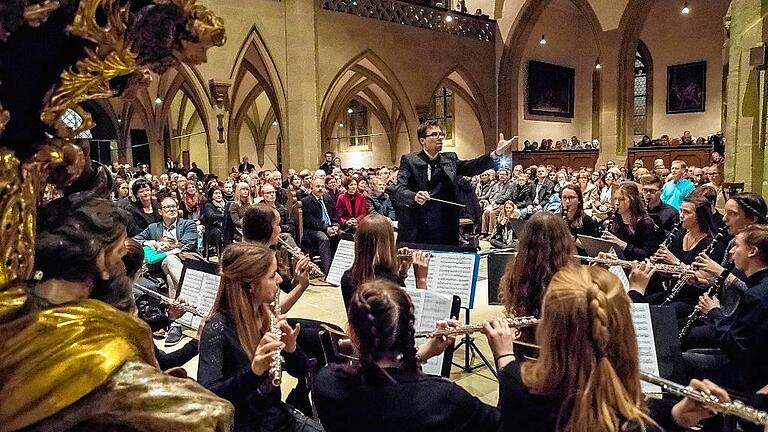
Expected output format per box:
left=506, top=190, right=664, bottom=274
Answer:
left=314, top=279, right=501, bottom=431
left=486, top=265, right=663, bottom=432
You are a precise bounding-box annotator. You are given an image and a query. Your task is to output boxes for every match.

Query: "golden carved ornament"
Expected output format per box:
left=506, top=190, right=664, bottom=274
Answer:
left=23, top=0, right=61, bottom=28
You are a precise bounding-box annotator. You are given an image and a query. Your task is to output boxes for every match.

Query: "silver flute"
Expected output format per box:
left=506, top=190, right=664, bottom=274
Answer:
left=575, top=256, right=694, bottom=277
left=277, top=237, right=325, bottom=278
left=414, top=316, right=538, bottom=339
left=640, top=372, right=768, bottom=425
left=270, top=288, right=283, bottom=387
left=132, top=283, right=204, bottom=317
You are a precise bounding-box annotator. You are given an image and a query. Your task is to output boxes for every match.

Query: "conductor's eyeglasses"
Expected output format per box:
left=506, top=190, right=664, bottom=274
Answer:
left=424, top=131, right=446, bottom=139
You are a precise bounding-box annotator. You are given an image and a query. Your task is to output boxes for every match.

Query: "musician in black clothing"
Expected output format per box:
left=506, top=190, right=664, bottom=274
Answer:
left=602, top=182, right=659, bottom=260
left=314, top=279, right=500, bottom=431
left=393, top=120, right=515, bottom=246
left=641, top=175, right=680, bottom=241
left=683, top=224, right=768, bottom=393
left=485, top=265, right=663, bottom=432
left=561, top=184, right=600, bottom=240
left=199, top=243, right=321, bottom=431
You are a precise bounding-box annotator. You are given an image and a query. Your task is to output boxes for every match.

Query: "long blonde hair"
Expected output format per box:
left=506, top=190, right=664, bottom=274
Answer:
left=522, top=265, right=652, bottom=432
left=213, top=243, right=274, bottom=359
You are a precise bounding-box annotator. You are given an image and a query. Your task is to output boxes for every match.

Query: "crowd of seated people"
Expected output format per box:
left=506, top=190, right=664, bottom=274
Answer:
left=633, top=130, right=726, bottom=157
left=521, top=135, right=600, bottom=151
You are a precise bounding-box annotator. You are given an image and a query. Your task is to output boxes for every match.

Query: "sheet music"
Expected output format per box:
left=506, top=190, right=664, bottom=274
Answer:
left=609, top=265, right=631, bottom=291
left=177, top=268, right=221, bottom=329
left=326, top=239, right=355, bottom=286
left=405, top=289, right=453, bottom=376
left=404, top=252, right=479, bottom=308
left=631, top=303, right=661, bottom=393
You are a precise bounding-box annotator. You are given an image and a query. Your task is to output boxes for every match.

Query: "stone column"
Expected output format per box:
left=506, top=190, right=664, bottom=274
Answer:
left=596, top=30, right=623, bottom=167
left=723, top=0, right=768, bottom=196
left=283, top=0, right=321, bottom=170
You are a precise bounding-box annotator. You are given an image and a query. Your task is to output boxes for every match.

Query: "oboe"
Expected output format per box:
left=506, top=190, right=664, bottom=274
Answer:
left=132, top=283, right=204, bottom=317
left=662, top=227, right=727, bottom=305
left=277, top=237, right=325, bottom=279
left=270, top=288, right=283, bottom=387
left=414, top=316, right=538, bottom=339
left=679, top=265, right=732, bottom=339
left=640, top=372, right=768, bottom=425
left=575, top=256, right=694, bottom=277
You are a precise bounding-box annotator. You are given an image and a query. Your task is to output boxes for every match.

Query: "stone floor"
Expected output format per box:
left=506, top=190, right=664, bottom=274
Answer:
left=163, top=248, right=507, bottom=406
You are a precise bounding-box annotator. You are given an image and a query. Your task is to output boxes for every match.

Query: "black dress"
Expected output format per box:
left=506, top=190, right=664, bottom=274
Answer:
left=611, top=215, right=659, bottom=261
left=198, top=312, right=309, bottom=431
left=340, top=269, right=403, bottom=312
left=314, top=365, right=501, bottom=432
left=498, top=362, right=669, bottom=432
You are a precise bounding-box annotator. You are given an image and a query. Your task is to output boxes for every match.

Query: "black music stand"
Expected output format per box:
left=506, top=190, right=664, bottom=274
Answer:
left=453, top=306, right=498, bottom=378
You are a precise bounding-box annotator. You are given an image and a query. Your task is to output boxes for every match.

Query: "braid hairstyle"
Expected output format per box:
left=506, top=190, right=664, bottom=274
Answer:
left=521, top=265, right=653, bottom=432
left=348, top=279, right=418, bottom=379
left=731, top=192, right=768, bottom=224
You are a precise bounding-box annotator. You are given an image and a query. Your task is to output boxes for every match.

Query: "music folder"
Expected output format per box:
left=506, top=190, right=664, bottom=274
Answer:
left=176, top=260, right=220, bottom=329
left=577, top=234, right=624, bottom=258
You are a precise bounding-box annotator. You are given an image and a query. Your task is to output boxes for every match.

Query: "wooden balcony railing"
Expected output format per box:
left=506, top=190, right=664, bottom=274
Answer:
left=320, top=0, right=494, bottom=42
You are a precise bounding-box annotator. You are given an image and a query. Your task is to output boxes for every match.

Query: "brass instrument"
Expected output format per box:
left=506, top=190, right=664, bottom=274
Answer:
left=132, top=283, right=204, bottom=318
left=575, top=256, right=694, bottom=277
left=662, top=228, right=727, bottom=305
left=640, top=372, right=768, bottom=425
left=414, top=316, right=538, bottom=339
left=270, top=288, right=283, bottom=387
left=277, top=237, right=325, bottom=279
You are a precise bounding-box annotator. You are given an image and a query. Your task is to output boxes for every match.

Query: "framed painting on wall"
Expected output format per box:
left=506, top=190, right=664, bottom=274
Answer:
left=666, top=61, right=706, bottom=114
left=527, top=60, right=575, bottom=118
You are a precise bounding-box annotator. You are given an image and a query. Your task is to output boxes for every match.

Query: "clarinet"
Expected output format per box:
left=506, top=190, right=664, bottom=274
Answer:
left=269, top=288, right=283, bottom=387
left=661, top=222, right=682, bottom=249
left=679, top=264, right=732, bottom=339
left=602, top=211, right=616, bottom=237
left=662, top=227, right=727, bottom=305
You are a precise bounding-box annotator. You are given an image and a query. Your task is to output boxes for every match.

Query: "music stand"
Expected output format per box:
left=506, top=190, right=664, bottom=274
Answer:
left=398, top=242, right=495, bottom=376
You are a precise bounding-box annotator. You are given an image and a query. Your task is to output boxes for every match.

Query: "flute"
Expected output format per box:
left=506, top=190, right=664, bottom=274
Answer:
left=414, top=316, right=538, bottom=339
left=277, top=237, right=325, bottom=278
left=640, top=372, right=768, bottom=425
left=132, top=283, right=204, bottom=317
left=575, top=256, right=694, bottom=277
left=270, top=288, right=283, bottom=387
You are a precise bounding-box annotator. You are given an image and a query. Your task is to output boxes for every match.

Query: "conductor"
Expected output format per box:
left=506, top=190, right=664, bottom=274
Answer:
left=394, top=120, right=516, bottom=245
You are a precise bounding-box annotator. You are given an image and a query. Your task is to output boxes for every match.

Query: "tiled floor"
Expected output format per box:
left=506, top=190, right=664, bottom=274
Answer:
left=164, top=247, right=508, bottom=406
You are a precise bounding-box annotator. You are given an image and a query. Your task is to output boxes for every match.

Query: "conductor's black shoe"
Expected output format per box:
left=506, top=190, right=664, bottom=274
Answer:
left=165, top=325, right=183, bottom=347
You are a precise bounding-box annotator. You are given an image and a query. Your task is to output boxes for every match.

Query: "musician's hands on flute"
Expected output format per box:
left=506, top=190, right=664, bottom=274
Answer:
left=413, top=251, right=431, bottom=289
left=628, top=261, right=656, bottom=295
left=397, top=247, right=414, bottom=274
left=416, top=319, right=461, bottom=362
left=294, top=255, right=310, bottom=289
left=415, top=191, right=430, bottom=205
left=167, top=298, right=192, bottom=322
left=483, top=317, right=518, bottom=369
left=671, top=379, right=730, bottom=428
left=277, top=315, right=300, bottom=354
left=251, top=332, right=285, bottom=376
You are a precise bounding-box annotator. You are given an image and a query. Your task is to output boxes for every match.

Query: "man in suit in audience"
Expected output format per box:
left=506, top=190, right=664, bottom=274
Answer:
left=394, top=120, right=515, bottom=246
left=530, top=166, right=554, bottom=208
left=301, top=177, right=340, bottom=273
left=511, top=172, right=533, bottom=211
left=238, top=156, right=255, bottom=173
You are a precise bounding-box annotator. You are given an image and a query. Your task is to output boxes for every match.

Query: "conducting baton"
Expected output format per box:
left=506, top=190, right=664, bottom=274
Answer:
left=428, top=197, right=466, bottom=208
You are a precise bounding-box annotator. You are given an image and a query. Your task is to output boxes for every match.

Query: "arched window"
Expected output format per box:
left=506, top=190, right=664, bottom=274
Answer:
left=61, top=108, right=93, bottom=139
left=633, top=45, right=651, bottom=137
left=346, top=99, right=369, bottom=148
left=431, top=86, right=454, bottom=141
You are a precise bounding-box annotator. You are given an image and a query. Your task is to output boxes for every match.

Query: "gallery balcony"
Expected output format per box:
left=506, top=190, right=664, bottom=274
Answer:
left=319, top=0, right=495, bottom=42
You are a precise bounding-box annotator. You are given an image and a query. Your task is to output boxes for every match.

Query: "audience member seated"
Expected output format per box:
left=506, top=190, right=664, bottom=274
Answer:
left=229, top=181, right=253, bottom=242
left=365, top=176, right=396, bottom=221
left=475, top=169, right=495, bottom=207
left=489, top=200, right=519, bottom=249
left=511, top=172, right=533, bottom=214
left=336, top=177, right=367, bottom=233
left=661, top=160, right=695, bottom=210
left=124, top=179, right=161, bottom=237
left=576, top=170, right=598, bottom=210
left=260, top=182, right=296, bottom=246
left=481, top=168, right=513, bottom=235
left=202, top=185, right=227, bottom=253
left=301, top=177, right=340, bottom=274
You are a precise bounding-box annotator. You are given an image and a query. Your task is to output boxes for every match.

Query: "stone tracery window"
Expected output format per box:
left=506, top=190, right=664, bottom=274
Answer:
left=61, top=108, right=93, bottom=139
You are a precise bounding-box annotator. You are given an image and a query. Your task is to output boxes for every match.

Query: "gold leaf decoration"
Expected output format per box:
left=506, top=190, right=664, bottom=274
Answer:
left=23, top=0, right=61, bottom=28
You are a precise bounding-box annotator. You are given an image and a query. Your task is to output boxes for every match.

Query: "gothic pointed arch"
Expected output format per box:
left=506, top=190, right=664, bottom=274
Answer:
left=320, top=50, right=416, bottom=163
left=498, top=0, right=603, bottom=137
left=429, top=66, right=492, bottom=149
left=228, top=27, right=286, bottom=170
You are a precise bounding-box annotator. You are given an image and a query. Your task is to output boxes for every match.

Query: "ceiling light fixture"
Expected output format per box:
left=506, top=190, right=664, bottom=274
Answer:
left=154, top=96, right=162, bottom=104
left=681, top=2, right=690, bottom=14
left=539, top=34, right=547, bottom=45
left=347, top=108, right=353, bottom=114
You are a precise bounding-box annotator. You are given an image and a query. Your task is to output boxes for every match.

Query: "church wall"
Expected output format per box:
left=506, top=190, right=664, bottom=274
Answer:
left=639, top=0, right=730, bottom=141
left=516, top=3, right=599, bottom=145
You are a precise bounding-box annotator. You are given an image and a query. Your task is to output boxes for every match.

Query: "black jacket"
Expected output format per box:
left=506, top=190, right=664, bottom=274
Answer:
left=394, top=151, right=495, bottom=244
left=301, top=193, right=339, bottom=232
left=365, top=192, right=396, bottom=220
left=276, top=203, right=295, bottom=239
left=511, top=182, right=533, bottom=208
left=531, top=179, right=554, bottom=206
left=315, top=365, right=500, bottom=432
